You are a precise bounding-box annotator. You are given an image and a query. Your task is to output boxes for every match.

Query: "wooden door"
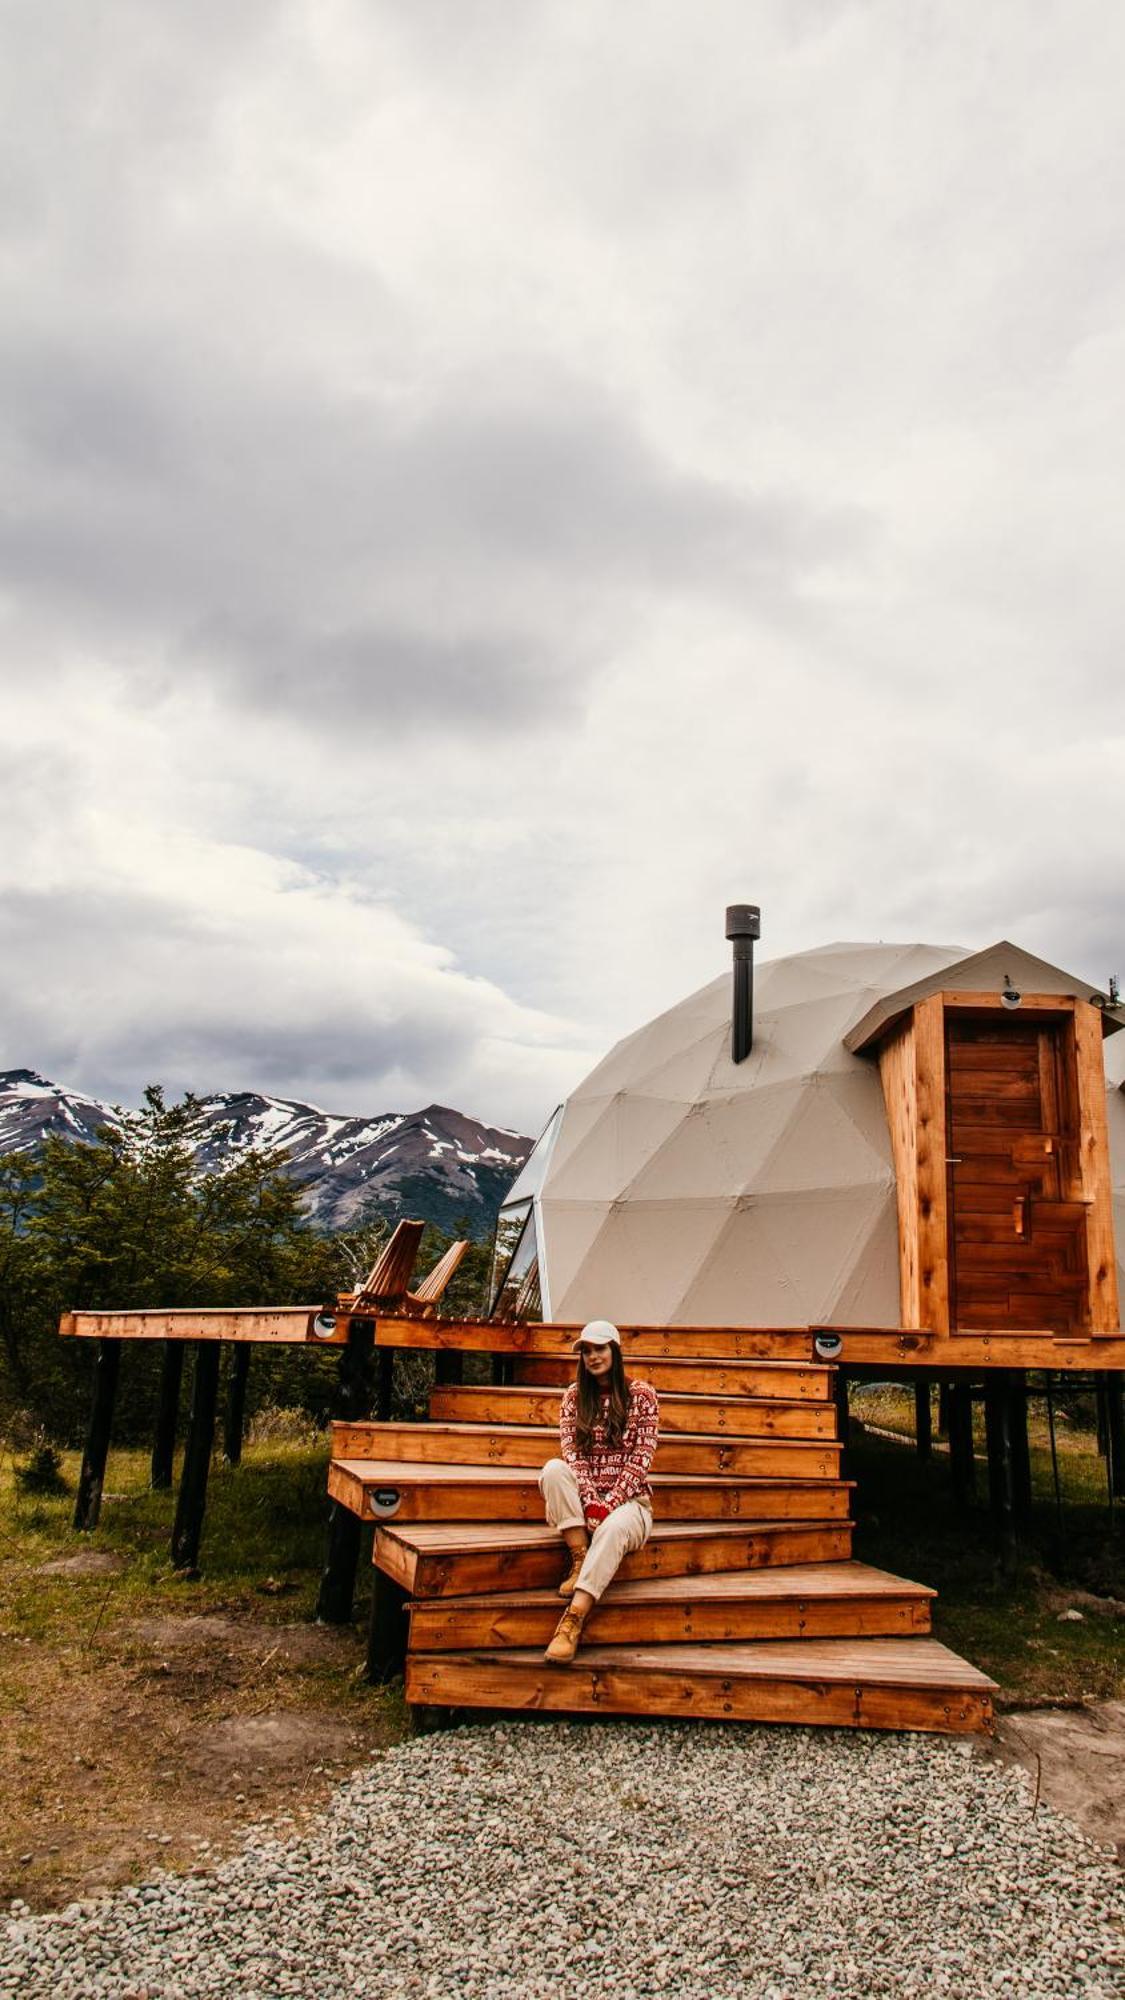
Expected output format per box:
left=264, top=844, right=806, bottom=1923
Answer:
left=946, top=1015, right=1090, bottom=1333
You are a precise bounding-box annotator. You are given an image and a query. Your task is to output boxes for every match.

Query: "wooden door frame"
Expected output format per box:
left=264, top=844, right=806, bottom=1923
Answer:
left=877, top=991, right=1120, bottom=1336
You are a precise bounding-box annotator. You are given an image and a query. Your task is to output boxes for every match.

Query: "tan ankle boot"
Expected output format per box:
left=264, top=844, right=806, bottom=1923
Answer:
left=544, top=1603, right=588, bottom=1665
left=557, top=1528, right=589, bottom=1599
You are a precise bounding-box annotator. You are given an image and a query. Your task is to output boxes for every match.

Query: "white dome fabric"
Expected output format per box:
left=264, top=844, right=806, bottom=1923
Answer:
left=538, top=942, right=967, bottom=1327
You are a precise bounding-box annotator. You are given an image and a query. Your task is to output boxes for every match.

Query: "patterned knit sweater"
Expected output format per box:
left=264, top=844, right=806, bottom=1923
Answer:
left=559, top=1378, right=660, bottom=1511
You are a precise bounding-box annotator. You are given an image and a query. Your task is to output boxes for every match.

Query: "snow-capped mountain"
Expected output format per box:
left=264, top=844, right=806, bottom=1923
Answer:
left=0, top=1069, right=532, bottom=1237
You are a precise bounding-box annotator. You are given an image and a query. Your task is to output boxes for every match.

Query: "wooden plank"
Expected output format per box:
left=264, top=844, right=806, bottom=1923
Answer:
left=914, top=993, right=950, bottom=1334
left=405, top=1639, right=995, bottom=1734
left=331, top=1421, right=842, bottom=1481
left=408, top=1561, right=934, bottom=1650
left=1072, top=999, right=1120, bottom=1334
left=817, top=1327, right=1125, bottom=1368
left=376, top=1518, right=855, bottom=1597
left=940, top=993, right=1076, bottom=1016
left=58, top=1307, right=331, bottom=1344
left=426, top=1384, right=839, bottom=1438
left=511, top=1357, right=833, bottom=1399
left=366, top=1319, right=814, bottom=1361
left=879, top=1014, right=919, bottom=1328
left=328, top=1459, right=854, bottom=1525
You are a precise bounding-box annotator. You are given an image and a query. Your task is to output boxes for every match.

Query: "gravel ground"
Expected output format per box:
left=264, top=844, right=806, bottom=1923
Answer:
left=2, top=1721, right=1123, bottom=2000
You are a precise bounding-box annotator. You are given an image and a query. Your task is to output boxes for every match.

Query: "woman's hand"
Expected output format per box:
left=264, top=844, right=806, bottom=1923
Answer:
left=584, top=1501, right=609, bottom=1529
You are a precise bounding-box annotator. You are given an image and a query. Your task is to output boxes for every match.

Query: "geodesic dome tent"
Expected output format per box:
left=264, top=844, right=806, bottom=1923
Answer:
left=489, top=940, right=1125, bottom=1329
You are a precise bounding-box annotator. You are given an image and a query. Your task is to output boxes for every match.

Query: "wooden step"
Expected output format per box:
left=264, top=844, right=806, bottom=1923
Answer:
left=408, top=1561, right=935, bottom=1650
left=375, top=1517, right=855, bottom=1597
left=370, top=1318, right=814, bottom=1362
left=329, top=1458, right=853, bottom=1524
left=511, top=1356, right=833, bottom=1400
left=332, top=1421, right=842, bottom=1481
left=405, top=1637, right=996, bottom=1735
left=428, top=1384, right=839, bottom=1439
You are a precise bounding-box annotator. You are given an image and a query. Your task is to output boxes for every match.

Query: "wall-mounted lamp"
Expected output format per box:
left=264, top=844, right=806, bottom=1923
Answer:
left=1000, top=975, right=1022, bottom=1011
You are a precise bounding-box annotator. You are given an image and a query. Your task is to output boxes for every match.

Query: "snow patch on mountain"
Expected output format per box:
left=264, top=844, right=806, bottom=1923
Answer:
left=0, top=1070, right=532, bottom=1237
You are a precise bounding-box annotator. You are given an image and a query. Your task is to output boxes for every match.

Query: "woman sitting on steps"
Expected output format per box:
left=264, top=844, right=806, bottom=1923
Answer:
left=538, top=1320, right=660, bottom=1665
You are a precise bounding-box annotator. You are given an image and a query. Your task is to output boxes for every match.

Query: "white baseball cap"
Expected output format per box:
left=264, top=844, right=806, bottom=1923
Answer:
left=572, top=1319, right=622, bottom=1353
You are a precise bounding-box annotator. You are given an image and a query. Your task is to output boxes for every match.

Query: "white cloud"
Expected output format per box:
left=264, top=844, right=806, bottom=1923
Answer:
left=1, top=0, right=1124, bottom=1133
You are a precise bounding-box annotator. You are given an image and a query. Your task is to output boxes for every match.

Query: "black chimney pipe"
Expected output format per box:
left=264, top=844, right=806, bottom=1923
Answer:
left=726, top=904, right=761, bottom=1063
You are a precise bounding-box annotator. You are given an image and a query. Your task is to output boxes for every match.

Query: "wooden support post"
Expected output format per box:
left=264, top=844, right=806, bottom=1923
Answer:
left=834, top=1371, right=849, bottom=1478
left=222, top=1344, right=251, bottom=1466
left=73, top=1338, right=122, bottom=1531
left=985, top=1374, right=1018, bottom=1562
left=316, top=1318, right=376, bottom=1624
left=914, top=1378, right=932, bottom=1462
left=1103, top=1375, right=1125, bottom=1499
left=151, top=1339, right=185, bottom=1490
left=937, top=1381, right=951, bottom=1437
left=365, top=1569, right=409, bottom=1683
left=434, top=1349, right=464, bottom=1388
left=410, top=1703, right=456, bottom=1736
left=948, top=1384, right=975, bottom=1510
left=171, top=1342, right=222, bottom=1572
left=1008, top=1371, right=1033, bottom=1521
left=375, top=1345, right=395, bottom=1421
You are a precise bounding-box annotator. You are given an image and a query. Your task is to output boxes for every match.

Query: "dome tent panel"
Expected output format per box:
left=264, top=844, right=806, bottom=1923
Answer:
left=544, top=1092, right=690, bottom=1204
left=551, top=1197, right=738, bottom=1326
left=674, top=1185, right=896, bottom=1328
left=623, top=1083, right=799, bottom=1204
left=535, top=1199, right=615, bottom=1311
left=750, top=1077, right=894, bottom=1198
left=703, top=988, right=889, bottom=1097
left=627, top=1024, right=729, bottom=1104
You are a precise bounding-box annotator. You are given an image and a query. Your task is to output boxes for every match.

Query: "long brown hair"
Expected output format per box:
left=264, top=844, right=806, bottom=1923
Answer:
left=574, top=1344, right=630, bottom=1452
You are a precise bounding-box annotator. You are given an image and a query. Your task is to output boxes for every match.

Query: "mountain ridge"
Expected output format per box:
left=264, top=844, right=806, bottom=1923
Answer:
left=0, top=1068, right=532, bottom=1238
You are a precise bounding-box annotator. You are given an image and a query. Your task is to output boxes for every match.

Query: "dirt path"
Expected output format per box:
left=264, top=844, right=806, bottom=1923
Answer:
left=991, top=1703, right=1125, bottom=1860
left=2, top=1603, right=403, bottom=1911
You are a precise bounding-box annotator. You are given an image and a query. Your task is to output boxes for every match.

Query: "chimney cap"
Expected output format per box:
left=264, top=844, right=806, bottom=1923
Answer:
left=725, top=904, right=761, bottom=942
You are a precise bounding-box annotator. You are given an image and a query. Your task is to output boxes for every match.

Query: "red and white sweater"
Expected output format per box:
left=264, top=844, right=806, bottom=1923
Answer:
left=559, top=1378, right=660, bottom=1511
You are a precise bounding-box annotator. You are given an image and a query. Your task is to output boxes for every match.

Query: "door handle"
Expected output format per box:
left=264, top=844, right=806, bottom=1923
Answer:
left=1013, top=1196, right=1027, bottom=1238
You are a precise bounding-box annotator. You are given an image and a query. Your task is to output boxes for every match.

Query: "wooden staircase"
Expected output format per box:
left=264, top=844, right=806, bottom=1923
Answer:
left=329, top=1337, right=996, bottom=1734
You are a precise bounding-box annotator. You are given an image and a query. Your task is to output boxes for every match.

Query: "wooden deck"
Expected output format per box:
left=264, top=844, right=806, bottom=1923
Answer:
left=329, top=1330, right=996, bottom=1735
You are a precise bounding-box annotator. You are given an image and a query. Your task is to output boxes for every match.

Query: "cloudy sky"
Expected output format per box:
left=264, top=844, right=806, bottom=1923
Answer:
left=2, top=1, right=1123, bottom=1136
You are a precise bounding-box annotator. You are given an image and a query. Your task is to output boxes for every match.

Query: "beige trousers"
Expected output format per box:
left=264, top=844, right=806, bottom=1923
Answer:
left=538, top=1457, right=653, bottom=1601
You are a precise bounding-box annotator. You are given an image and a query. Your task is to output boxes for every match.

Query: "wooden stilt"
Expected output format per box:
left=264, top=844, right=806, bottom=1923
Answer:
left=937, top=1382, right=951, bottom=1437
left=984, top=1374, right=1018, bottom=1562
left=434, top=1349, right=463, bottom=1388
left=1044, top=1373, right=1064, bottom=1530
left=223, top=1345, right=251, bottom=1466
left=948, top=1384, right=975, bottom=1510
left=171, top=1343, right=222, bottom=1571
left=376, top=1346, right=395, bottom=1421
left=410, top=1703, right=456, bottom=1735
left=73, top=1338, right=122, bottom=1531
left=316, top=1318, right=376, bottom=1624
left=365, top=1569, right=409, bottom=1682
left=1008, top=1371, right=1033, bottom=1521
left=151, top=1339, right=185, bottom=1490
left=1104, top=1376, right=1125, bottom=1499
left=914, top=1378, right=932, bottom=1462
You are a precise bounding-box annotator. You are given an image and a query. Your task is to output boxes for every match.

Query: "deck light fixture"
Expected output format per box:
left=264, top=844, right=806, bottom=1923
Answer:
left=1000, top=975, right=1022, bottom=1011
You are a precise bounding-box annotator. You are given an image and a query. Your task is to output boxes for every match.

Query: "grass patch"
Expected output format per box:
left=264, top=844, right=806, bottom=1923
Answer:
left=849, top=1387, right=1125, bottom=1708
left=0, top=1441, right=408, bottom=1911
